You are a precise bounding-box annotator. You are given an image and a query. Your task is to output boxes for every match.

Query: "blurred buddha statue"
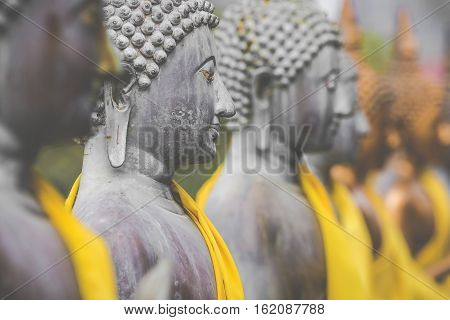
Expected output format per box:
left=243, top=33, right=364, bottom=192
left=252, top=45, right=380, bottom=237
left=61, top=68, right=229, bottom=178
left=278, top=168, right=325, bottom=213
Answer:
left=381, top=10, right=448, bottom=267
left=430, top=27, right=450, bottom=187
left=424, top=27, right=450, bottom=286
left=337, top=0, right=447, bottom=299
left=305, top=51, right=373, bottom=299
left=0, top=0, right=119, bottom=299
left=68, top=0, right=243, bottom=300
left=338, top=0, right=395, bottom=256
left=197, top=0, right=344, bottom=299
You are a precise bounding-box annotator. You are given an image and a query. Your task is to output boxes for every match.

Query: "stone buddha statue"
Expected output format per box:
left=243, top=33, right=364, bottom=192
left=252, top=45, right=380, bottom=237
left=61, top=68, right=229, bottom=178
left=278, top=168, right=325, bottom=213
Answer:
left=304, top=51, right=374, bottom=299
left=306, top=51, right=369, bottom=188
left=70, top=0, right=243, bottom=300
left=338, top=0, right=395, bottom=254
left=0, top=0, right=119, bottom=299
left=198, top=0, right=343, bottom=299
left=381, top=10, right=447, bottom=262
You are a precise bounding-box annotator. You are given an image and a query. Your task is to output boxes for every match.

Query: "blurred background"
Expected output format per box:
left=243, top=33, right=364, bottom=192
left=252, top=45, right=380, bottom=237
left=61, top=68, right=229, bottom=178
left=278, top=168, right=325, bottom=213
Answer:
left=35, top=0, right=450, bottom=197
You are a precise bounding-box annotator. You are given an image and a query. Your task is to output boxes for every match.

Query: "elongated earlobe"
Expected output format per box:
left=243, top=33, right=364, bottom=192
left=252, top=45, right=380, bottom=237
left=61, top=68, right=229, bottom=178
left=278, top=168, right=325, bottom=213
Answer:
left=252, top=68, right=273, bottom=152
left=104, top=81, right=133, bottom=168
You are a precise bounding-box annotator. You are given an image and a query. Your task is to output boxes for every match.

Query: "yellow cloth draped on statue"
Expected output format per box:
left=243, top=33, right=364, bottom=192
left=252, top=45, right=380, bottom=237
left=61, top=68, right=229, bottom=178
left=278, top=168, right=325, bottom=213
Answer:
left=364, top=172, right=447, bottom=299
left=67, top=175, right=244, bottom=300
left=331, top=181, right=374, bottom=297
left=33, top=173, right=117, bottom=299
left=416, top=169, right=450, bottom=268
left=300, top=167, right=372, bottom=299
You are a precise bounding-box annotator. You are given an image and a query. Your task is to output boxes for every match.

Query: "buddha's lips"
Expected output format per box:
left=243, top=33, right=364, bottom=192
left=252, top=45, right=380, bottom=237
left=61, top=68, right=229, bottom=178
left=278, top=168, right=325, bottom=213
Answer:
left=329, top=119, right=340, bottom=136
left=210, top=124, right=220, bottom=142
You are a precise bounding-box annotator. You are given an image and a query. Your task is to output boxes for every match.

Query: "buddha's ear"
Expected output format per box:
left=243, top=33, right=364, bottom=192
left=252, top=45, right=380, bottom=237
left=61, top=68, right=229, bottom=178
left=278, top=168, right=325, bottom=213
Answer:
left=251, top=67, right=273, bottom=152
left=104, top=65, right=137, bottom=168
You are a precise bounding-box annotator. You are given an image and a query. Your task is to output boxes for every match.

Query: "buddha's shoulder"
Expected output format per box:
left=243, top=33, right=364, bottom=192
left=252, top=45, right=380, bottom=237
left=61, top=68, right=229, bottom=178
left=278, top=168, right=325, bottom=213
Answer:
left=74, top=186, right=195, bottom=238
left=207, top=172, right=314, bottom=222
left=213, top=171, right=308, bottom=201
left=0, top=194, right=79, bottom=299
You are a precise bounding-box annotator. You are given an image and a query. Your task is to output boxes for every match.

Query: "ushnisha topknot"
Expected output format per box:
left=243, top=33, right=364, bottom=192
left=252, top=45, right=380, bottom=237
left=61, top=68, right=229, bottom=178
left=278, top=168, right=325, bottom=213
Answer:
left=103, top=0, right=220, bottom=89
left=0, top=0, right=28, bottom=31
left=216, top=0, right=341, bottom=124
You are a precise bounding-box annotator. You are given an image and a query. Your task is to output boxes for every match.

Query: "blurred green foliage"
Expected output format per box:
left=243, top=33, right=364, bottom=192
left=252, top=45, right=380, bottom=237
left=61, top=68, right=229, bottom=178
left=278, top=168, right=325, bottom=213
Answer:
left=36, top=30, right=391, bottom=198
left=361, top=31, right=392, bottom=72
left=35, top=142, right=84, bottom=197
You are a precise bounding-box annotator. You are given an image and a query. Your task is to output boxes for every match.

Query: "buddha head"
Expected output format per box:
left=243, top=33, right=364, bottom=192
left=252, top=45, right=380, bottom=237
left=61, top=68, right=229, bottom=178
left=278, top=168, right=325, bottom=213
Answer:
left=216, top=0, right=342, bottom=155
left=339, top=0, right=395, bottom=178
left=92, top=0, right=235, bottom=175
left=327, top=51, right=369, bottom=165
left=0, top=0, right=117, bottom=147
left=386, top=10, right=444, bottom=167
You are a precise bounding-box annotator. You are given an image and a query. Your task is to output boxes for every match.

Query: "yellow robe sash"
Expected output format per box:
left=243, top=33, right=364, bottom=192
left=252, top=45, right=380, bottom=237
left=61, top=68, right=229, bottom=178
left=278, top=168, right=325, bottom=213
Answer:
left=331, top=181, right=374, bottom=298
left=299, top=168, right=371, bottom=299
left=34, top=174, right=117, bottom=299
left=416, top=169, right=450, bottom=268
left=67, top=176, right=244, bottom=300
left=364, top=173, right=447, bottom=299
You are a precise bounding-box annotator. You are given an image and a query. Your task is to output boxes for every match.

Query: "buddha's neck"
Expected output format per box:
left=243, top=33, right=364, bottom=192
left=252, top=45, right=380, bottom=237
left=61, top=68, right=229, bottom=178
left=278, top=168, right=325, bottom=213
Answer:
left=80, top=126, right=174, bottom=193
left=0, top=122, right=35, bottom=192
left=303, top=153, right=332, bottom=191
left=228, top=128, right=299, bottom=185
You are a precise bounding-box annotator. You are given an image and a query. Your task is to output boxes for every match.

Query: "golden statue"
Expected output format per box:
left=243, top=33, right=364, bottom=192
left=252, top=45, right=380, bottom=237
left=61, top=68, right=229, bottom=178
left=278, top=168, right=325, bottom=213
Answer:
left=382, top=10, right=448, bottom=266
left=338, top=0, right=394, bottom=253
left=337, top=1, right=447, bottom=299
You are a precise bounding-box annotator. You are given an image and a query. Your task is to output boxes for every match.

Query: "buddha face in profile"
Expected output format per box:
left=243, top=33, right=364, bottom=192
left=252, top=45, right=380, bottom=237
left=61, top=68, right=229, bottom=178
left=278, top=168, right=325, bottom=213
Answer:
left=329, top=52, right=369, bottom=164
left=285, top=45, right=341, bottom=152
left=215, top=1, right=342, bottom=155
left=96, top=0, right=235, bottom=171
left=0, top=0, right=116, bottom=142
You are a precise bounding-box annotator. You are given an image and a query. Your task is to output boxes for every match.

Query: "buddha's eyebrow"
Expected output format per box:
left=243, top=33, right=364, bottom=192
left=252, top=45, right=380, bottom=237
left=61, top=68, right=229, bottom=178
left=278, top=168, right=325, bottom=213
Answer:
left=196, top=56, right=216, bottom=72
left=320, top=68, right=340, bottom=81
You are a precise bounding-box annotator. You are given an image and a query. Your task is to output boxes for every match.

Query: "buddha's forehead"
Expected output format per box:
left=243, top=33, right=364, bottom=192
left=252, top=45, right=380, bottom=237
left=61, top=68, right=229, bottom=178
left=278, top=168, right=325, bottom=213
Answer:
left=166, top=26, right=214, bottom=72
left=187, top=26, right=215, bottom=62
left=309, top=46, right=339, bottom=78
left=339, top=52, right=357, bottom=81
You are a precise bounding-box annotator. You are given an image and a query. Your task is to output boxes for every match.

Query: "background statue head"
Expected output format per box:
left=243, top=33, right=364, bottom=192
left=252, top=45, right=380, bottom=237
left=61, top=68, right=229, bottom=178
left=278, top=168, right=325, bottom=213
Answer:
left=92, top=0, right=235, bottom=174
left=327, top=51, right=369, bottom=166
left=339, top=0, right=395, bottom=178
left=216, top=0, right=342, bottom=153
left=0, top=0, right=117, bottom=148
left=386, top=10, right=445, bottom=167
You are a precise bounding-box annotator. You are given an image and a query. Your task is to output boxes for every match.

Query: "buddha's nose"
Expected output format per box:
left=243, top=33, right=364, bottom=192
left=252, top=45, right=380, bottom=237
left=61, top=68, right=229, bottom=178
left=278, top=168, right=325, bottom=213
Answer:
left=97, top=30, right=121, bottom=76
left=334, top=82, right=354, bottom=118
left=215, top=74, right=236, bottom=119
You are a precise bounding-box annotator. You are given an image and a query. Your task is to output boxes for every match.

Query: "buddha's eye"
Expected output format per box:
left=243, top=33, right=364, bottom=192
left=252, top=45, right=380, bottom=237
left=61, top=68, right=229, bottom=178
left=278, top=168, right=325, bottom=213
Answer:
left=325, top=72, right=338, bottom=91
left=199, top=59, right=216, bottom=85
left=200, top=69, right=215, bottom=84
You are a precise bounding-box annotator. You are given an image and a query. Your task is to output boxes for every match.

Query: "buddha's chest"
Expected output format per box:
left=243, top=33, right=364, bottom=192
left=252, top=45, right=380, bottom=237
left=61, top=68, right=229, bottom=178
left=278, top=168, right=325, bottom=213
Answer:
left=207, top=181, right=326, bottom=299
left=99, top=206, right=217, bottom=300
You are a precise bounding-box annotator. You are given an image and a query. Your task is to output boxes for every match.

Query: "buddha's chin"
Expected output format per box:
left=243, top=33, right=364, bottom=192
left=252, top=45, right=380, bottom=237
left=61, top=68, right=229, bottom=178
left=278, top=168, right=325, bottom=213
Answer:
left=197, top=135, right=218, bottom=164
left=201, top=140, right=217, bottom=163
